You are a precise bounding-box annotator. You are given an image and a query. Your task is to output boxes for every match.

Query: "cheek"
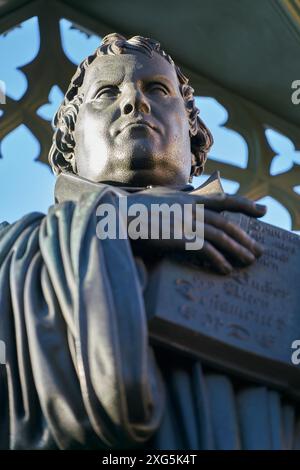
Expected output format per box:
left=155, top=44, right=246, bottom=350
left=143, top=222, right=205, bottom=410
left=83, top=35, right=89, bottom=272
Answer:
left=162, top=100, right=190, bottom=135
left=78, top=104, right=108, bottom=137
left=170, top=109, right=190, bottom=150
left=74, top=107, right=113, bottom=177
left=168, top=104, right=191, bottom=165
left=75, top=106, right=112, bottom=157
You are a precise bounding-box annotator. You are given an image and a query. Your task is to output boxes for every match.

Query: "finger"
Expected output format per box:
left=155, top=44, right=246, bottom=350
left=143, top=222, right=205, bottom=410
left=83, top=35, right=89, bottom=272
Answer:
left=204, top=223, right=256, bottom=265
left=199, top=240, right=233, bottom=275
left=193, top=194, right=267, bottom=218
left=203, top=209, right=264, bottom=257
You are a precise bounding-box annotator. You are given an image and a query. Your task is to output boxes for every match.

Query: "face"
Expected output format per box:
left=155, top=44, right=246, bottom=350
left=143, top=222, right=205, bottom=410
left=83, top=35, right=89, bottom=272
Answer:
left=73, top=51, right=192, bottom=187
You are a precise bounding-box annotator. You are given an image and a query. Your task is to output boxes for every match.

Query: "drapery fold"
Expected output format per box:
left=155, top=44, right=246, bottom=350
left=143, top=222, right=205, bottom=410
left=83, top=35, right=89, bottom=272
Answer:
left=1, top=180, right=300, bottom=450
left=149, top=350, right=300, bottom=450
left=0, top=187, right=164, bottom=449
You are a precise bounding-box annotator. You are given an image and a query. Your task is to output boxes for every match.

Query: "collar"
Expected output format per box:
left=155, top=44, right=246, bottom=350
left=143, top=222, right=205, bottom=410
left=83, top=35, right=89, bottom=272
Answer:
left=54, top=171, right=225, bottom=204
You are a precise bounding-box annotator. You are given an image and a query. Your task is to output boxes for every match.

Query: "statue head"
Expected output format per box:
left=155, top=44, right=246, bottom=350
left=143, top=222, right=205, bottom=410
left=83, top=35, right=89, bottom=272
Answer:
left=49, top=33, right=213, bottom=186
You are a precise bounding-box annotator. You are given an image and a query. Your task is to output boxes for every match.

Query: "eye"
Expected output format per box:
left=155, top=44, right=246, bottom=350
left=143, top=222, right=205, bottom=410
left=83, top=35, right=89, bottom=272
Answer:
left=146, top=82, right=169, bottom=96
left=93, top=86, right=119, bottom=99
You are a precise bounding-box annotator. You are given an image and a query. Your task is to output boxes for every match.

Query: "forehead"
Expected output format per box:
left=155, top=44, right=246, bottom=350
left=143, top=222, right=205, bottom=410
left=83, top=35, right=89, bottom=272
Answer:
left=80, top=51, right=180, bottom=92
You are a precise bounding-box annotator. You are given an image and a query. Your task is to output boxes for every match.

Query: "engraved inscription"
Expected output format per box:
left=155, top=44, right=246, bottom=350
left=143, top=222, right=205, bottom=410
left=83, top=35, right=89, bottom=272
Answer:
left=172, top=214, right=300, bottom=354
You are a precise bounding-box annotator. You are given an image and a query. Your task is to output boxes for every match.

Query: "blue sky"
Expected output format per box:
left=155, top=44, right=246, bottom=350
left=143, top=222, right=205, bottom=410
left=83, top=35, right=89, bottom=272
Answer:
left=0, top=17, right=299, bottom=233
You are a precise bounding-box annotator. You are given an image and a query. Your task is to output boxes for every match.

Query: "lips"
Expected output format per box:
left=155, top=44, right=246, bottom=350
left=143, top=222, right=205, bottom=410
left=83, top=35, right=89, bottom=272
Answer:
left=119, top=120, right=157, bottom=133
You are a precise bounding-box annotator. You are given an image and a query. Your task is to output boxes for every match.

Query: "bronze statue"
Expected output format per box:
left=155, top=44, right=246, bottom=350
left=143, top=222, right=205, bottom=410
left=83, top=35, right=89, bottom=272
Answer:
left=0, top=33, right=298, bottom=450
left=50, top=33, right=265, bottom=274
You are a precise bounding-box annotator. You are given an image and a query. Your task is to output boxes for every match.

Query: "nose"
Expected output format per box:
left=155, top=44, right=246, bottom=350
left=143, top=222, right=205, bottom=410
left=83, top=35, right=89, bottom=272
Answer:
left=121, top=84, right=151, bottom=116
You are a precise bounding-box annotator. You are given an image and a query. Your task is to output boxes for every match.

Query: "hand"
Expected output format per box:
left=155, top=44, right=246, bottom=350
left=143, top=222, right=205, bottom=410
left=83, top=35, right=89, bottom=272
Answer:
left=125, top=189, right=267, bottom=274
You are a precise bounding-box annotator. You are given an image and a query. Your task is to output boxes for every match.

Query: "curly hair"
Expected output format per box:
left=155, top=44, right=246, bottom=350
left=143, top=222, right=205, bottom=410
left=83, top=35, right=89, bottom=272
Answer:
left=49, top=33, right=213, bottom=180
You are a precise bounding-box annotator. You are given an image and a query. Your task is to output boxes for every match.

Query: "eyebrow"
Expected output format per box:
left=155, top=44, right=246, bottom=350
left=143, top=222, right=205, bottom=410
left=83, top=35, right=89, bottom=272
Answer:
left=142, top=75, right=177, bottom=92
left=86, top=79, right=122, bottom=98
left=85, top=72, right=178, bottom=98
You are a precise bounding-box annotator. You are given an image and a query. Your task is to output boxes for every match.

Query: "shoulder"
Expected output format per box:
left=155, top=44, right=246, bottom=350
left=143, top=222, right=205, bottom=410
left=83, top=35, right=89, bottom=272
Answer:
left=0, top=212, right=45, bottom=256
left=0, top=221, right=10, bottom=232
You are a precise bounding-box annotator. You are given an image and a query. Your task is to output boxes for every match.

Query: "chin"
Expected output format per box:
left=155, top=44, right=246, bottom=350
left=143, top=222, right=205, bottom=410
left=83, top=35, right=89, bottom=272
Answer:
left=126, top=171, right=159, bottom=187
left=123, top=168, right=186, bottom=188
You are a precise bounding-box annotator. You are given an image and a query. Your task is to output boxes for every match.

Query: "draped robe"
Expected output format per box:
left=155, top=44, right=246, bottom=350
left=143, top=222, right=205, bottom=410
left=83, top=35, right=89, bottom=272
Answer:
left=1, top=174, right=300, bottom=449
